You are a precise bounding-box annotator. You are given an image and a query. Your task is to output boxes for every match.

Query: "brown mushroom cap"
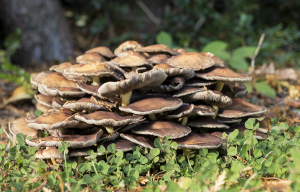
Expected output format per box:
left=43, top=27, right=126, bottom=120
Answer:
left=98, top=132, right=120, bottom=143
left=152, top=76, right=185, bottom=93
left=218, top=98, right=267, bottom=118
left=216, top=117, right=242, bottom=124
left=69, top=147, right=92, bottom=157
left=76, top=53, right=106, bottom=64
left=104, top=139, right=137, bottom=152
left=185, top=78, right=216, bottom=87
left=58, top=87, right=86, bottom=97
left=49, top=62, right=73, bottom=73
left=195, top=66, right=252, bottom=82
left=63, top=97, right=108, bottom=111
left=137, top=44, right=178, bottom=55
left=26, top=129, right=103, bottom=148
left=173, top=133, right=222, bottom=149
left=35, top=94, right=54, bottom=108
left=166, top=52, right=214, bottom=71
left=85, top=46, right=115, bottom=58
left=52, top=97, right=66, bottom=109
left=36, top=103, right=52, bottom=113
left=36, top=147, right=67, bottom=159
left=25, top=113, right=38, bottom=123
left=189, top=104, right=215, bottom=117
left=172, top=86, right=205, bottom=97
left=226, top=126, right=267, bottom=140
left=167, top=104, right=194, bottom=118
left=183, top=90, right=232, bottom=107
left=28, top=109, right=78, bottom=130
left=222, top=82, right=247, bottom=98
left=62, top=72, right=92, bottom=83
left=75, top=111, right=143, bottom=127
left=10, top=118, right=37, bottom=139
left=131, top=121, right=191, bottom=139
left=98, top=69, right=167, bottom=97
left=173, top=48, right=187, bottom=54
left=147, top=54, right=170, bottom=64
left=114, top=41, right=143, bottom=55
left=120, top=133, right=155, bottom=149
left=119, top=95, right=182, bottom=115
left=115, top=50, right=148, bottom=59
left=188, top=117, right=230, bottom=129
left=200, top=52, right=225, bottom=67
left=153, top=63, right=195, bottom=80
left=112, top=53, right=151, bottom=68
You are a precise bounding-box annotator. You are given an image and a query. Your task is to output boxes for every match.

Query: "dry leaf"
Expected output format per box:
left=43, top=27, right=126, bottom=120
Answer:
left=210, top=171, right=226, bottom=192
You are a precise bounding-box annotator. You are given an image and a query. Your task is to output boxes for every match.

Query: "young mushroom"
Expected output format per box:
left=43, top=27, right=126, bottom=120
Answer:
left=76, top=53, right=106, bottom=64
left=36, top=147, right=67, bottom=165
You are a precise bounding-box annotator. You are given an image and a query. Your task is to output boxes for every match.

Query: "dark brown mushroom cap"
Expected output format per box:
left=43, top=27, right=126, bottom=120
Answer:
left=189, top=105, right=215, bottom=117
left=119, top=95, right=182, bottom=115
left=63, top=98, right=108, bottom=111
left=49, top=62, right=73, bottom=73
left=153, top=63, right=194, bottom=80
left=35, top=94, right=54, bottom=108
left=216, top=117, right=242, bottom=124
left=120, top=133, right=154, bottom=149
left=167, top=104, right=194, bottom=118
left=211, top=132, right=227, bottom=142
left=166, top=52, right=214, bottom=71
left=188, top=117, right=230, bottom=129
left=26, top=129, right=103, bottom=148
left=10, top=118, right=37, bottom=139
left=28, top=109, right=78, bottom=130
left=172, top=86, right=205, bottom=97
left=137, top=44, right=178, bottom=55
left=112, top=53, right=151, bottom=68
left=218, top=98, right=267, bottom=118
left=183, top=90, right=232, bottom=107
left=36, top=147, right=67, bottom=159
left=36, top=103, right=52, bottom=113
left=114, top=41, right=143, bottom=55
left=222, top=82, right=247, bottom=98
left=152, top=76, right=185, bottom=93
left=120, top=120, right=149, bottom=133
left=76, top=83, right=116, bottom=102
left=85, top=46, right=115, bottom=58
left=75, top=111, right=143, bottom=127
left=76, top=53, right=106, bottom=64
left=132, top=121, right=191, bottom=139
left=104, top=139, right=137, bottom=152
left=98, top=69, right=167, bottom=97
left=58, top=87, right=86, bottom=97
left=63, top=62, right=123, bottom=80
left=173, top=133, right=222, bottom=149
left=226, top=126, right=267, bottom=140
left=147, top=54, right=170, bottom=64
left=69, top=147, right=93, bottom=157
left=185, top=78, right=216, bottom=87
left=195, top=66, right=252, bottom=82
left=52, top=97, right=66, bottom=109
left=200, top=52, right=225, bottom=67
left=98, top=132, right=120, bottom=143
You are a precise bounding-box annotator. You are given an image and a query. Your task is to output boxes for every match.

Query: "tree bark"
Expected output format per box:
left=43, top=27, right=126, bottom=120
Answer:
left=0, top=0, right=73, bottom=68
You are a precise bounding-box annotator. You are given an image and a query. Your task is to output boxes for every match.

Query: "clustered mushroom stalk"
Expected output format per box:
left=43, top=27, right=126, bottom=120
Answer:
left=92, top=76, right=100, bottom=86
left=181, top=117, right=188, bottom=126
left=121, top=91, right=133, bottom=106
left=212, top=81, right=225, bottom=118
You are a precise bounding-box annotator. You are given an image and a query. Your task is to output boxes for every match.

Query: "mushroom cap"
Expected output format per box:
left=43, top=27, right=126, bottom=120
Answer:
left=75, top=111, right=143, bottom=127
left=58, top=87, right=86, bottom=97
left=120, top=120, right=149, bottom=133
left=226, top=126, right=267, bottom=140
left=104, top=139, right=137, bottom=152
left=185, top=78, right=216, bottom=87
left=63, top=62, right=123, bottom=80
left=240, top=116, right=270, bottom=133
left=132, top=121, right=191, bottom=139
left=172, top=86, right=205, bottom=97
left=25, top=113, right=38, bottom=123
left=173, top=48, right=187, bottom=54
left=195, top=66, right=252, bottom=82
left=63, top=97, right=108, bottom=111
left=112, top=53, right=151, bottom=68
left=216, top=117, right=242, bottom=124
left=36, top=147, right=67, bottom=159
left=188, top=117, right=230, bottom=129
left=152, top=76, right=185, bottom=93
left=120, top=133, right=155, bottom=149
left=26, top=129, right=103, bottom=148
left=98, top=132, right=120, bottom=143
left=30, top=71, right=53, bottom=87
left=10, top=118, right=37, bottom=139
left=35, top=94, right=54, bottom=108
left=183, top=90, right=232, bottom=107
left=52, top=97, right=66, bottom=109
left=62, top=72, right=92, bottom=83
left=153, top=63, right=195, bottom=80
left=173, top=133, right=222, bottom=149
left=222, top=82, right=247, bottom=98
left=49, top=62, right=73, bottom=73
left=85, top=46, right=115, bottom=58
left=36, top=103, right=52, bottom=113
left=167, top=104, right=194, bottom=118
left=98, top=69, right=167, bottom=97
left=147, top=54, right=170, bottom=64
left=218, top=98, right=267, bottom=118
left=166, top=52, right=214, bottom=71
left=28, top=109, right=78, bottom=130
left=115, top=50, right=147, bottom=59
left=69, top=147, right=92, bottom=157
left=189, top=104, right=215, bottom=117
left=119, top=95, right=183, bottom=115
left=200, top=52, right=225, bottom=67
left=137, top=44, right=178, bottom=55
left=114, top=41, right=143, bottom=55
left=76, top=53, right=106, bottom=64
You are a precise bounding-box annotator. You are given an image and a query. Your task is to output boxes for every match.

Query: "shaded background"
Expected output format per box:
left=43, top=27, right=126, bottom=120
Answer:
left=0, top=0, right=299, bottom=70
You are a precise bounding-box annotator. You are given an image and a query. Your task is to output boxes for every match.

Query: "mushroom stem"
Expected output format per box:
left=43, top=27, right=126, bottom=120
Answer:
left=121, top=91, right=133, bottom=106
left=215, top=81, right=225, bottom=92
left=105, top=126, right=114, bottom=134
left=132, top=66, right=138, bottom=72
left=92, top=76, right=100, bottom=86
left=212, top=105, right=219, bottom=119
left=148, top=114, right=157, bottom=121
left=158, top=137, right=164, bottom=142
left=51, top=158, right=57, bottom=165
left=37, top=130, right=44, bottom=138
left=181, top=117, right=188, bottom=126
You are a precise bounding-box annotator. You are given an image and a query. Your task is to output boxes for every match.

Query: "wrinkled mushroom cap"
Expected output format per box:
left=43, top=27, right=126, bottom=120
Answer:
left=218, top=98, right=267, bottom=118
left=119, top=95, right=182, bottom=115
left=69, top=147, right=93, bottom=157
left=112, top=53, right=151, bottom=67
left=49, top=62, right=73, bottom=73
left=137, top=44, right=178, bottom=55
left=132, top=121, right=191, bottom=139
left=63, top=97, right=108, bottom=111
left=147, top=54, right=170, bottom=64
left=188, top=117, right=230, bottom=129
left=200, top=52, right=225, bottom=67
left=35, top=94, right=54, bottom=108
left=172, top=86, right=205, bottom=97
left=36, top=103, right=52, bottom=113
left=167, top=104, right=194, bottom=118
left=153, top=64, right=194, bottom=80
left=152, top=76, right=185, bottom=93
left=114, top=41, right=143, bottom=55
left=85, top=46, right=115, bottom=58
left=189, top=105, right=215, bottom=117
left=216, top=117, right=242, bottom=124
left=104, top=139, right=137, bottom=152
left=173, top=133, right=222, bottom=149
left=120, top=133, right=155, bottom=149
left=36, top=147, right=67, bottom=159
left=76, top=53, right=106, bottom=64
left=10, top=118, right=37, bottom=139
left=185, top=78, right=216, bottom=87
left=166, top=52, right=214, bottom=71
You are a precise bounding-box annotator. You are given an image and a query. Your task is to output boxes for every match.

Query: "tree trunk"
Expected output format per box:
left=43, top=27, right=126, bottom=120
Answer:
left=0, top=0, right=73, bottom=68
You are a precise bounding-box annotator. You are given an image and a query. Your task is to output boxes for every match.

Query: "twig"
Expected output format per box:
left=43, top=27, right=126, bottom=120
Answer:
left=251, top=33, right=265, bottom=69
left=3, top=127, right=13, bottom=141
left=136, top=0, right=161, bottom=26
left=241, top=173, right=257, bottom=192
left=260, top=150, right=273, bottom=165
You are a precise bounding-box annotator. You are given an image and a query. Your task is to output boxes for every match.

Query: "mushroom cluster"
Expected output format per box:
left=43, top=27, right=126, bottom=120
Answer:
left=10, top=41, right=268, bottom=163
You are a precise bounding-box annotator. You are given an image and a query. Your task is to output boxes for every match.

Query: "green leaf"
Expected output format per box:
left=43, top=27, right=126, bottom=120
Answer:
left=243, top=82, right=253, bottom=93
left=139, top=155, right=148, bottom=164
left=97, top=145, right=106, bottom=154
left=253, top=149, right=262, bottom=158
left=184, top=47, right=198, bottom=52
left=34, top=109, right=42, bottom=117
left=232, top=46, right=256, bottom=58
left=156, top=31, right=172, bottom=47
left=4, top=28, right=22, bottom=50
left=254, top=81, right=276, bottom=98
left=171, top=142, right=178, bottom=150
left=228, top=147, right=237, bottom=156
left=245, top=118, right=255, bottom=129
left=229, top=56, right=248, bottom=71
left=213, top=51, right=231, bottom=60
left=107, top=143, right=116, bottom=153
left=202, top=41, right=228, bottom=52
left=154, top=138, right=162, bottom=149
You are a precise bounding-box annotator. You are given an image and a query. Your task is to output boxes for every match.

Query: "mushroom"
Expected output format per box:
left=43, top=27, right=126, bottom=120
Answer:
left=222, top=82, right=247, bottom=98
left=147, top=54, right=170, bottom=64
left=36, top=103, right=52, bottom=113
left=9, top=118, right=38, bottom=143
left=34, top=94, right=54, bottom=108
left=63, top=97, right=108, bottom=112
left=104, top=139, right=137, bottom=152
left=120, top=133, right=155, bottom=149
left=85, top=46, right=115, bottom=59
left=76, top=53, right=106, bottom=64
left=114, top=41, right=143, bottom=55
left=153, top=63, right=195, bottom=80
left=172, top=86, right=205, bottom=98
left=137, top=44, right=178, bottom=56
left=98, top=132, right=120, bottom=143
left=216, top=117, right=242, bottom=124
left=49, top=62, right=73, bottom=73
left=36, top=147, right=67, bottom=165
left=166, top=103, right=194, bottom=125
left=185, top=78, right=216, bottom=87
left=200, top=52, right=225, bottom=67
left=152, top=76, right=185, bottom=93
left=187, top=117, right=230, bottom=129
